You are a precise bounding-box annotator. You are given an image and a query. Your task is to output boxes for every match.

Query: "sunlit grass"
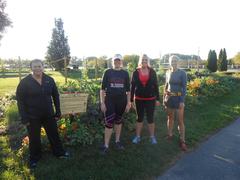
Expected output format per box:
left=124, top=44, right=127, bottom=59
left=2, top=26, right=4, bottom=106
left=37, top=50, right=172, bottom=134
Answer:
left=0, top=70, right=81, bottom=96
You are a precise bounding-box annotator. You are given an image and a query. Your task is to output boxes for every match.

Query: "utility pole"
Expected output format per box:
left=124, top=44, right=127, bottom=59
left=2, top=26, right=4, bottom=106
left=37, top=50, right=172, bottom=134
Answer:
left=95, top=58, right=98, bottom=80
left=197, top=47, right=200, bottom=72
left=159, top=51, right=162, bottom=72
left=64, top=57, right=67, bottom=83
left=18, top=56, right=22, bottom=82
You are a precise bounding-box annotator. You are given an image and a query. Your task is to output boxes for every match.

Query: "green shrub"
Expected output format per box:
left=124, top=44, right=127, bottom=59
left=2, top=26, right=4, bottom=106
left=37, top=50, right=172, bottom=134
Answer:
left=5, top=103, right=19, bottom=125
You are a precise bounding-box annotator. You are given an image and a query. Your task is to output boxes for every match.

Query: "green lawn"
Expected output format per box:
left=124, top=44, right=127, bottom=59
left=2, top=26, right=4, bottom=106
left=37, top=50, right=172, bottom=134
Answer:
left=0, top=70, right=81, bottom=96
left=1, top=72, right=240, bottom=179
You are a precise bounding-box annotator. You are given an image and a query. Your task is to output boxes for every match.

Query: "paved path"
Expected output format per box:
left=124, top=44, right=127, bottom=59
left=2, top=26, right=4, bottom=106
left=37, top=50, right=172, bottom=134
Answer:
left=157, top=118, right=240, bottom=180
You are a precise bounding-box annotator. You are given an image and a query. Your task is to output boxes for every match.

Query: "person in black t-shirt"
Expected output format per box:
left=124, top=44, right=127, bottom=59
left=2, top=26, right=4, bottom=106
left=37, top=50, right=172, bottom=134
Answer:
left=16, top=59, right=69, bottom=168
left=100, top=54, right=131, bottom=154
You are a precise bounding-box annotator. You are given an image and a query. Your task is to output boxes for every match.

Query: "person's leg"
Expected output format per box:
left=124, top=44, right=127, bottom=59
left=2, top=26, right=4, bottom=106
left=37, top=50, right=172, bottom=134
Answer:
left=176, top=97, right=187, bottom=151
left=27, top=119, right=42, bottom=167
left=148, top=123, right=155, bottom=137
left=103, top=96, right=115, bottom=148
left=114, top=95, right=127, bottom=146
left=167, top=108, right=175, bottom=138
left=135, top=100, right=144, bottom=137
left=146, top=100, right=157, bottom=144
left=104, top=127, right=113, bottom=148
left=146, top=100, right=156, bottom=137
left=42, top=117, right=65, bottom=157
left=114, top=123, right=122, bottom=143
left=177, top=105, right=185, bottom=142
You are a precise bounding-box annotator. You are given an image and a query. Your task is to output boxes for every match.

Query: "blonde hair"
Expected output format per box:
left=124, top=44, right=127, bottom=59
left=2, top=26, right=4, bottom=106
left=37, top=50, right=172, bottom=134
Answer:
left=138, top=54, right=151, bottom=68
left=169, top=55, right=179, bottom=65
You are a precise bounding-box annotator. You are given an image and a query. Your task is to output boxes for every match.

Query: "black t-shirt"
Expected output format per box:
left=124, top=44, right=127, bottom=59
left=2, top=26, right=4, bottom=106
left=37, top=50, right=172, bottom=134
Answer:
left=101, top=69, right=130, bottom=96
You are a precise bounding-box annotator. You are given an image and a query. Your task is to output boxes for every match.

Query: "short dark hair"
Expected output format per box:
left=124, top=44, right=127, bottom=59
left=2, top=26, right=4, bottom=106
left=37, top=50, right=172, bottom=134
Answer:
left=30, top=59, right=43, bottom=68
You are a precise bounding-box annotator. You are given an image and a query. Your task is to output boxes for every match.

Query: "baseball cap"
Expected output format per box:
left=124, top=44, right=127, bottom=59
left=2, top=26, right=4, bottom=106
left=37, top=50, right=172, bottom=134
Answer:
left=112, top=54, right=123, bottom=61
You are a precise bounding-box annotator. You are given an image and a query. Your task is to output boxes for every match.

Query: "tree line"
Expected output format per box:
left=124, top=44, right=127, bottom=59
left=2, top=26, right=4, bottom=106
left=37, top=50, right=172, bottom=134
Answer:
left=207, top=49, right=228, bottom=72
left=1, top=7, right=240, bottom=72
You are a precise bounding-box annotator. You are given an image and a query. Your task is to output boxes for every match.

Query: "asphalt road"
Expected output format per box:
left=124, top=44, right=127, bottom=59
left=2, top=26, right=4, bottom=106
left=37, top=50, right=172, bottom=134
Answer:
left=157, top=118, right=240, bottom=180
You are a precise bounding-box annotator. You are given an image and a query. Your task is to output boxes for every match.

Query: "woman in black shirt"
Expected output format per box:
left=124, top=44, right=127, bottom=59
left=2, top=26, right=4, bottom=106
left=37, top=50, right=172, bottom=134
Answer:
left=100, top=54, right=131, bottom=154
left=130, top=54, right=160, bottom=144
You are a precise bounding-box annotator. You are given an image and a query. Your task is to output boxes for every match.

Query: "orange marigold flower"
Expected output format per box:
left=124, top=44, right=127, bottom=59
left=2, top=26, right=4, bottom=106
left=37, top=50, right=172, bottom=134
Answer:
left=22, top=136, right=29, bottom=146
left=59, top=124, right=66, bottom=130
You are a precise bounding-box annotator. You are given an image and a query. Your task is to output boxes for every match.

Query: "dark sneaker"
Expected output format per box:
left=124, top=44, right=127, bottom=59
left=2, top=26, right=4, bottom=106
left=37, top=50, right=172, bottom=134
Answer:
left=57, top=151, right=70, bottom=159
left=29, top=160, right=37, bottom=169
left=179, top=140, right=187, bottom=151
left=100, top=145, right=109, bottom=155
left=115, top=141, right=124, bottom=150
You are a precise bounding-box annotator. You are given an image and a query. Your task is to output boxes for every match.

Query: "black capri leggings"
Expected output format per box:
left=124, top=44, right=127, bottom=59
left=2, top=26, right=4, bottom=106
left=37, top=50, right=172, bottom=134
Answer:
left=135, top=99, right=156, bottom=123
left=104, top=94, right=127, bottom=128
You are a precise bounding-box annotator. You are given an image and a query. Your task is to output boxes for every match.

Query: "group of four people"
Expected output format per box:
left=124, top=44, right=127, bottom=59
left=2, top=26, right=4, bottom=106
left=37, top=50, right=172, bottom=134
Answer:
left=100, top=54, right=187, bottom=154
left=16, top=54, right=187, bottom=168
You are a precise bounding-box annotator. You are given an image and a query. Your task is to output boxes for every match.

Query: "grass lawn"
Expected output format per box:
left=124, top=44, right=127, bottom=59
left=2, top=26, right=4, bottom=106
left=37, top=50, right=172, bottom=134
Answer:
left=0, top=70, right=81, bottom=96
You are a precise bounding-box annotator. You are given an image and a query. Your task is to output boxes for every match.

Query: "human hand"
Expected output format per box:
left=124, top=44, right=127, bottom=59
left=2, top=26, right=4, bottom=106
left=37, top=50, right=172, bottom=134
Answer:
left=131, top=102, right=136, bottom=110
left=100, top=102, right=107, bottom=113
left=179, top=103, right=185, bottom=109
left=23, top=122, right=30, bottom=127
left=155, top=101, right=160, bottom=106
left=125, top=102, right=131, bottom=113
left=21, top=118, right=30, bottom=127
left=54, top=112, right=61, bottom=121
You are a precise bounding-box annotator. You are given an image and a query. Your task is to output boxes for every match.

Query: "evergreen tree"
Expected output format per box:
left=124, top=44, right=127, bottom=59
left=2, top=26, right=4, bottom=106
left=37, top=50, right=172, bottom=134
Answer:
left=222, top=48, right=228, bottom=71
left=207, top=50, right=217, bottom=72
left=46, top=18, right=70, bottom=70
left=207, top=50, right=212, bottom=71
left=0, top=0, right=12, bottom=41
left=218, top=48, right=228, bottom=71
left=218, top=49, right=223, bottom=71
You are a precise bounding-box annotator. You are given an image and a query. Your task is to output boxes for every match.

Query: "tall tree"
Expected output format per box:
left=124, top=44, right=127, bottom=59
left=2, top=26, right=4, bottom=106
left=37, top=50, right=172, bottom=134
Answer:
left=217, top=49, right=223, bottom=71
left=46, top=18, right=70, bottom=70
left=207, top=50, right=217, bottom=72
left=222, top=48, right=228, bottom=71
left=0, top=0, right=12, bottom=41
left=218, top=48, right=228, bottom=71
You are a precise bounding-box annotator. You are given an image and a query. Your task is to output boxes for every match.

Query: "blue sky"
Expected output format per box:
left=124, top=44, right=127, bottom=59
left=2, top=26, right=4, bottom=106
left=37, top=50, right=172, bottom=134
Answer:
left=0, top=0, right=239, bottom=60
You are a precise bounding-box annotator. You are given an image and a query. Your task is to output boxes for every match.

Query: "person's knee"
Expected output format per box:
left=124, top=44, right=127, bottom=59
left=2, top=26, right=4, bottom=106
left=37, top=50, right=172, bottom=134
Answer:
left=167, top=112, right=174, bottom=119
left=115, top=121, right=123, bottom=125
left=147, top=118, right=154, bottom=124
left=137, top=118, right=143, bottom=123
left=115, top=115, right=123, bottom=125
left=105, top=124, right=113, bottom=129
